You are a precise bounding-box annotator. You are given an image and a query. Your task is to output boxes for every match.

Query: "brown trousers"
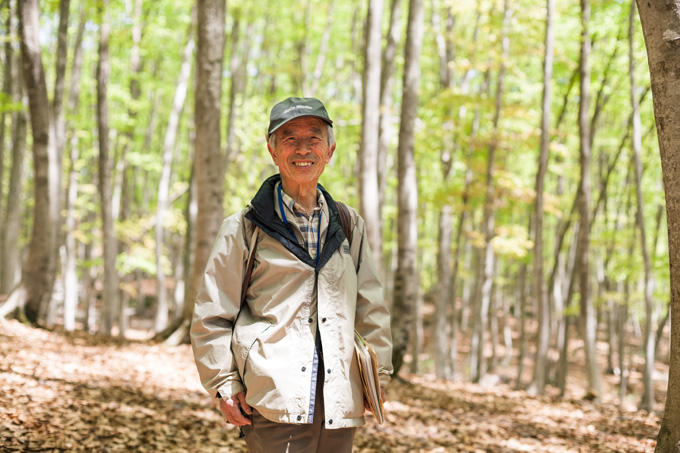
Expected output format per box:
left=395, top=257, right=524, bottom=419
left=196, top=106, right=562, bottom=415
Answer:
left=242, top=360, right=356, bottom=453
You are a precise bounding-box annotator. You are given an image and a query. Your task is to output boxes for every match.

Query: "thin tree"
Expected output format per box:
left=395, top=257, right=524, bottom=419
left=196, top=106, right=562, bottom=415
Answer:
left=359, top=0, right=384, bottom=279
left=62, top=5, right=87, bottom=331
left=629, top=0, right=656, bottom=412
left=527, top=0, right=555, bottom=396
left=635, top=0, right=680, bottom=449
left=470, top=0, right=511, bottom=383
left=155, top=9, right=196, bottom=332
left=97, top=0, right=119, bottom=336
left=391, top=0, right=424, bottom=375
left=1, top=0, right=26, bottom=297
left=170, top=0, right=227, bottom=344
left=576, top=0, right=601, bottom=399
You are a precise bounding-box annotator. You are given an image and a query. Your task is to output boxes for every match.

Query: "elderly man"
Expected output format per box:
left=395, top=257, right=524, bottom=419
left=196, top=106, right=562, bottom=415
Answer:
left=190, top=97, right=393, bottom=452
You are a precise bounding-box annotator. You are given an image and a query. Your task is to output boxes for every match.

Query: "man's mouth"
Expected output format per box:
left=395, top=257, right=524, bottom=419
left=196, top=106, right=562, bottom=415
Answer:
left=293, top=161, right=314, bottom=167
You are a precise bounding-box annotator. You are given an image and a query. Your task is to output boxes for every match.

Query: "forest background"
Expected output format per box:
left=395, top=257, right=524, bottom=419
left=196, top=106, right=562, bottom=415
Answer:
left=1, top=0, right=680, bottom=451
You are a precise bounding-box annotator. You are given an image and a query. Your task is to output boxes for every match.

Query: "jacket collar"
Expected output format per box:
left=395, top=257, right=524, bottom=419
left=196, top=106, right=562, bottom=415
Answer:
left=245, top=174, right=348, bottom=271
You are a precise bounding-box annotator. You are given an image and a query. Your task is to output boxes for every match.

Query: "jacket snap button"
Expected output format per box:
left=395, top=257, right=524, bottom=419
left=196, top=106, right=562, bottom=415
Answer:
left=297, top=415, right=302, bottom=421
left=327, top=368, right=331, bottom=374
left=301, top=367, right=306, bottom=372
left=322, top=317, right=327, bottom=323
left=328, top=419, right=333, bottom=425
left=308, top=318, right=313, bottom=323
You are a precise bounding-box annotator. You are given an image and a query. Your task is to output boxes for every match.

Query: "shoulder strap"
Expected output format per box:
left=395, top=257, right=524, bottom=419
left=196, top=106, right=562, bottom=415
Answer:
left=240, top=226, right=259, bottom=306
left=336, top=201, right=353, bottom=246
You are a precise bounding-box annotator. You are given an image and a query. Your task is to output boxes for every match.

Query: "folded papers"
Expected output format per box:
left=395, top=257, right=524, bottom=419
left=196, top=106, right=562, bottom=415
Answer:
left=354, top=330, right=384, bottom=424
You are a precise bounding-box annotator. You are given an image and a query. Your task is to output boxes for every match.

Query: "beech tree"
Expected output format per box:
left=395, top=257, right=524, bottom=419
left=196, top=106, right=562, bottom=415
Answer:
left=168, top=0, right=227, bottom=344
left=391, top=0, right=424, bottom=375
left=1, top=0, right=60, bottom=323
left=635, top=0, right=680, bottom=450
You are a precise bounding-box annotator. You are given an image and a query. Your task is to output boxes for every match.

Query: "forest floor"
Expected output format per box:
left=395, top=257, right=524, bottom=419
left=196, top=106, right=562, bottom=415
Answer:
left=0, top=319, right=662, bottom=452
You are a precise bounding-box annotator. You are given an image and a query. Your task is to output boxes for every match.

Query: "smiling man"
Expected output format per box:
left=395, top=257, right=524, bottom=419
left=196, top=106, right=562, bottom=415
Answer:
left=190, top=97, right=393, bottom=453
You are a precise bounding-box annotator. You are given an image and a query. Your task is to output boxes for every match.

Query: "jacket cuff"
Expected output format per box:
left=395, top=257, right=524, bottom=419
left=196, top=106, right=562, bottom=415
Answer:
left=378, top=371, right=391, bottom=389
left=216, top=381, right=245, bottom=400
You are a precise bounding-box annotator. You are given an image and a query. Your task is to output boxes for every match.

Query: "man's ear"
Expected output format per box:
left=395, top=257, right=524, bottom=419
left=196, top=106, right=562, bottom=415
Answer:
left=267, top=140, right=278, bottom=166
left=326, top=143, right=336, bottom=163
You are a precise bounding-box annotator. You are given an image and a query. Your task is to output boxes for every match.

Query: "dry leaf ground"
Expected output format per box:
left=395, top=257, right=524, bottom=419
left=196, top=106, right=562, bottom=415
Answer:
left=0, top=319, right=660, bottom=452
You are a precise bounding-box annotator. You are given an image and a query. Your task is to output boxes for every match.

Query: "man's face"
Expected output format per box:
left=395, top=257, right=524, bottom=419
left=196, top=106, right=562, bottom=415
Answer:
left=267, top=116, right=335, bottom=188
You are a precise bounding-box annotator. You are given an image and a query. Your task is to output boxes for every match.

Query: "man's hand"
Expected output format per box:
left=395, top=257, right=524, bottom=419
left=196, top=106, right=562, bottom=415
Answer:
left=364, top=387, right=387, bottom=411
left=218, top=391, right=253, bottom=426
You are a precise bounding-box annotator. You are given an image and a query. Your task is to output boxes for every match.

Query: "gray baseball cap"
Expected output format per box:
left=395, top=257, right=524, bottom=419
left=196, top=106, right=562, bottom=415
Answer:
left=267, top=97, right=333, bottom=137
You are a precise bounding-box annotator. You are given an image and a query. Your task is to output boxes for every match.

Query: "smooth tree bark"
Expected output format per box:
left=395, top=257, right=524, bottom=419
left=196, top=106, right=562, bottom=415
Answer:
left=155, top=12, right=195, bottom=333
left=377, top=0, right=403, bottom=270
left=3, top=0, right=60, bottom=323
left=576, top=0, right=602, bottom=400
left=635, top=0, right=680, bottom=449
left=62, top=5, right=86, bottom=331
left=0, top=5, right=11, bottom=246
left=470, top=0, right=511, bottom=383
left=391, top=0, right=424, bottom=375
left=432, top=0, right=456, bottom=380
left=359, top=0, right=385, bottom=280
left=97, top=0, right=120, bottom=336
left=173, top=0, right=227, bottom=344
left=527, top=0, right=555, bottom=396
left=1, top=1, right=26, bottom=296
left=629, top=0, right=657, bottom=412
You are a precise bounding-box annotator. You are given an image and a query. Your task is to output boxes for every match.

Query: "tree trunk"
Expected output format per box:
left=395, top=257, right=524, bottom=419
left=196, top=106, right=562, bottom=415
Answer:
left=96, top=0, right=119, bottom=336
left=176, top=0, right=227, bottom=344
left=0, top=5, right=12, bottom=253
left=528, top=0, right=554, bottom=397
left=1, top=11, right=26, bottom=296
left=390, top=0, right=424, bottom=376
left=62, top=5, right=86, bottom=332
left=309, top=0, right=334, bottom=97
left=377, top=0, right=403, bottom=262
left=432, top=0, right=456, bottom=381
left=471, top=0, right=511, bottom=383
left=12, top=0, right=59, bottom=323
left=629, top=0, right=656, bottom=412
left=155, top=11, right=195, bottom=333
left=577, top=0, right=601, bottom=400
left=359, top=0, right=384, bottom=281
left=635, top=0, right=680, bottom=448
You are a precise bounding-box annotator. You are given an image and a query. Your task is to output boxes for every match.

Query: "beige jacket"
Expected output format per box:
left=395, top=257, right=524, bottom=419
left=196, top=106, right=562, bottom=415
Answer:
left=190, top=175, right=393, bottom=429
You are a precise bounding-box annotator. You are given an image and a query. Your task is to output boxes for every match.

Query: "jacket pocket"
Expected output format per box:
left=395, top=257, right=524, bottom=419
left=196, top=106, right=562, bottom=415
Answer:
left=240, top=323, right=272, bottom=383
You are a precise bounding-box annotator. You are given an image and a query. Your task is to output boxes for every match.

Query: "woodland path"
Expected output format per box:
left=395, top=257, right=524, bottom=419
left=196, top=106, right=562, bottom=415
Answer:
left=0, top=320, right=659, bottom=452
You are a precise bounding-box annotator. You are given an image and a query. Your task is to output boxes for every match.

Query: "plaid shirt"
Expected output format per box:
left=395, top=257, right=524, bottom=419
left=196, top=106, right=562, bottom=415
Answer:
left=278, top=185, right=326, bottom=261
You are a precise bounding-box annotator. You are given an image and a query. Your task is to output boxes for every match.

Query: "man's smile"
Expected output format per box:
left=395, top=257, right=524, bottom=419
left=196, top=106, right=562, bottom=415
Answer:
left=293, top=161, right=315, bottom=167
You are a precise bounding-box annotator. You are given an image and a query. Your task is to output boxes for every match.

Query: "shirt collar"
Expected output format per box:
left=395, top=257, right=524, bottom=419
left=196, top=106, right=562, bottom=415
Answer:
left=277, top=183, right=325, bottom=217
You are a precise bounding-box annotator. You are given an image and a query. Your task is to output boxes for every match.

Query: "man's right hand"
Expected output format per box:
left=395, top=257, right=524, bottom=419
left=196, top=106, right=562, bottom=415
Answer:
left=218, top=391, right=253, bottom=426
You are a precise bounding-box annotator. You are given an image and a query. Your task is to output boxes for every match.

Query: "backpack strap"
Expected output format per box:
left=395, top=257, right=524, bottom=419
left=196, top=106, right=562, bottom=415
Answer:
left=335, top=201, right=353, bottom=247
left=240, top=225, right=259, bottom=307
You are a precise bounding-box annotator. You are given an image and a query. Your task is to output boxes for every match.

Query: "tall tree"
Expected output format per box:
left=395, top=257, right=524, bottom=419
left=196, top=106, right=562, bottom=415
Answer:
left=359, top=0, right=384, bottom=279
left=62, top=4, right=87, bottom=332
left=527, top=0, right=555, bottom=396
left=629, top=0, right=656, bottom=412
left=155, top=9, right=196, bottom=333
left=432, top=0, right=456, bottom=380
left=470, top=0, right=511, bottom=383
left=97, top=0, right=119, bottom=335
left=576, top=0, right=601, bottom=399
left=391, top=0, right=424, bottom=375
left=1, top=0, right=26, bottom=297
left=176, top=0, right=227, bottom=343
left=377, top=0, right=403, bottom=274
left=635, top=0, right=680, bottom=450
left=3, top=0, right=60, bottom=323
